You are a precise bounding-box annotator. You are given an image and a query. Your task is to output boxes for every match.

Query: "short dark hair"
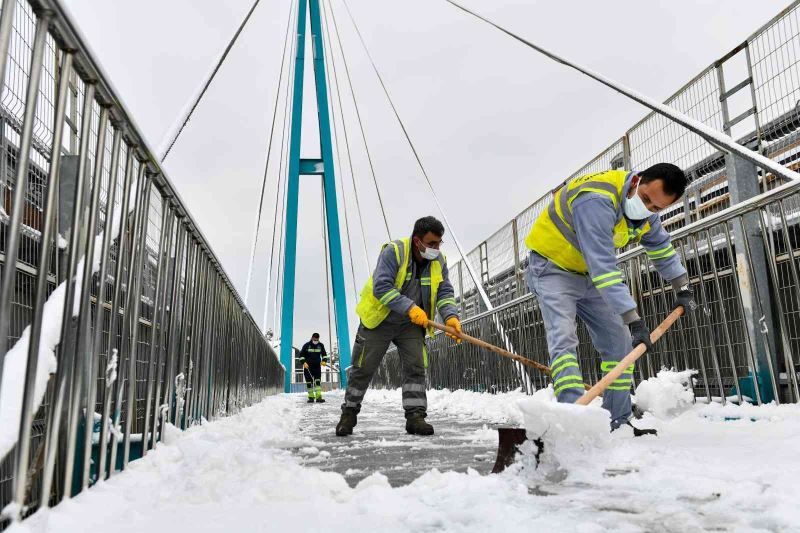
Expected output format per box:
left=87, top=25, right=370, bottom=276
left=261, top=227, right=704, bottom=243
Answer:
left=639, top=163, right=687, bottom=199
left=412, top=216, right=445, bottom=239
left=311, top=333, right=320, bottom=339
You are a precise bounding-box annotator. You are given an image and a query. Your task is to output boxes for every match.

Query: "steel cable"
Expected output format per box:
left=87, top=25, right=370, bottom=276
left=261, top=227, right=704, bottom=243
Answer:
left=265, top=0, right=301, bottom=336
left=320, top=0, right=363, bottom=297
left=160, top=0, right=263, bottom=162
left=244, top=0, right=297, bottom=305
left=326, top=0, right=392, bottom=240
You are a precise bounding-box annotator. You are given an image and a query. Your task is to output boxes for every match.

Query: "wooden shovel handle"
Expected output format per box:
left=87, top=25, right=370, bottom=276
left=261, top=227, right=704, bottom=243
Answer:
left=427, top=320, right=591, bottom=390
left=576, top=307, right=684, bottom=406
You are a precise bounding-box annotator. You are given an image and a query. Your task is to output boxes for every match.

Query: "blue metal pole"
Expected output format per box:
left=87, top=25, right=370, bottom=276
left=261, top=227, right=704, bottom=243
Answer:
left=308, top=0, right=352, bottom=387
left=280, top=0, right=308, bottom=392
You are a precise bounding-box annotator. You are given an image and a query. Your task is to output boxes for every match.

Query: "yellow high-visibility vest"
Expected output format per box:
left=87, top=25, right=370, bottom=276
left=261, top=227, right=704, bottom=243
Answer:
left=356, top=237, right=444, bottom=336
left=525, top=170, right=651, bottom=273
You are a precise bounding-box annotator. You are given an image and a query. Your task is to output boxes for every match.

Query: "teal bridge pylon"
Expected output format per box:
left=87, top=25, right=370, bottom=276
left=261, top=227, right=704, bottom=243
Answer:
left=279, top=0, right=351, bottom=392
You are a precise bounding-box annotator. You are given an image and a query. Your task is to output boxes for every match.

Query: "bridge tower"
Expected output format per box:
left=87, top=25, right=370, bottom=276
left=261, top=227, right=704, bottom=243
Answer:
left=280, top=0, right=351, bottom=391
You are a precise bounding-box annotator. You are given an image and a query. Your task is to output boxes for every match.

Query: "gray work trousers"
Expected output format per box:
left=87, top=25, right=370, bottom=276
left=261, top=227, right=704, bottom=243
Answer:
left=525, top=251, right=633, bottom=429
left=342, top=320, right=428, bottom=419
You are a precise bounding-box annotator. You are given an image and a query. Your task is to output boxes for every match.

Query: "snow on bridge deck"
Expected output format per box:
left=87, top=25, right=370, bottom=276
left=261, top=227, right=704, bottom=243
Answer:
left=9, top=389, right=800, bottom=532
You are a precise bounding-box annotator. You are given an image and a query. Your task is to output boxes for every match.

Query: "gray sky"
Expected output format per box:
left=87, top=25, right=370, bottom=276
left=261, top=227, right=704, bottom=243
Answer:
left=63, top=0, right=789, bottom=352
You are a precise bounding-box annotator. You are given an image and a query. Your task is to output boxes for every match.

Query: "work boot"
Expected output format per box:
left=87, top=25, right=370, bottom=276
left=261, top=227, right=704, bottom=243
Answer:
left=626, top=420, right=657, bottom=437
left=405, top=414, right=434, bottom=436
left=315, top=398, right=326, bottom=403
left=307, top=398, right=315, bottom=403
left=336, top=408, right=357, bottom=436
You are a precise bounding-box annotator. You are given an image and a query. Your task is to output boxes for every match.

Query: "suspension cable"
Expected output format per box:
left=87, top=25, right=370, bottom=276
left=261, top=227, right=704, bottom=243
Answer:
left=320, top=0, right=365, bottom=296
left=337, top=0, right=534, bottom=392
left=265, top=1, right=301, bottom=336
left=244, top=0, right=296, bottom=305
left=326, top=1, right=392, bottom=240
left=159, top=0, right=262, bottom=162
left=443, top=0, right=800, bottom=182
left=338, top=0, right=494, bottom=311
left=321, top=180, right=334, bottom=347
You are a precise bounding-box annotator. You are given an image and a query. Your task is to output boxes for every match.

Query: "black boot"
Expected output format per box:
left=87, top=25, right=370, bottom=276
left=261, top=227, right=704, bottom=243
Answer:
left=336, top=408, right=357, bottom=436
left=626, top=420, right=657, bottom=437
left=315, top=397, right=326, bottom=403
left=405, top=414, right=434, bottom=436
left=307, top=398, right=315, bottom=403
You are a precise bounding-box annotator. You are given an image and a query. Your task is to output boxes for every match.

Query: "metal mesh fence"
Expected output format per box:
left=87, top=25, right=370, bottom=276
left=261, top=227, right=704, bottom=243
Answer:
left=374, top=180, right=800, bottom=409
left=449, top=1, right=800, bottom=319
left=0, top=0, right=284, bottom=520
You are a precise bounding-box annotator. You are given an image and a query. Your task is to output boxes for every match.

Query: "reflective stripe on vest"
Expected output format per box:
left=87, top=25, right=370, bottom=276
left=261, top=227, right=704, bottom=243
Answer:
left=355, top=237, right=445, bottom=336
left=525, top=170, right=651, bottom=273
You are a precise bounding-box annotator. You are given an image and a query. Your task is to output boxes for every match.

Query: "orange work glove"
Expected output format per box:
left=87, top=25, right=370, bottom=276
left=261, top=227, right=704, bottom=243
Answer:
left=303, top=362, right=309, bottom=369
left=408, top=305, right=429, bottom=327
left=445, top=317, right=462, bottom=343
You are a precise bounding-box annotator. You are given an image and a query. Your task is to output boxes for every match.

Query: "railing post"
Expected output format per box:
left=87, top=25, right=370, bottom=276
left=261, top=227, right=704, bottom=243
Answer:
left=716, top=59, right=779, bottom=402
left=511, top=219, right=523, bottom=300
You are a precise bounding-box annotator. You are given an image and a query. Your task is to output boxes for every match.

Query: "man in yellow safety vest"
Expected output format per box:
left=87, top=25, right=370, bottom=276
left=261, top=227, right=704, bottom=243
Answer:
left=336, top=216, right=461, bottom=437
left=525, top=163, right=697, bottom=434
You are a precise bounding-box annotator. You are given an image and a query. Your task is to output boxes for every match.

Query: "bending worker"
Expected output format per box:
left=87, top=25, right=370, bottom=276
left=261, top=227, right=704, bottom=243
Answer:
left=300, top=333, right=328, bottom=403
left=525, top=163, right=697, bottom=434
left=336, top=216, right=461, bottom=437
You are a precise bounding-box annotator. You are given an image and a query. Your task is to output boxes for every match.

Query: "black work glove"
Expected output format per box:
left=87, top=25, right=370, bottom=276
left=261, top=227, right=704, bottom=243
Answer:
left=673, top=286, right=698, bottom=314
left=629, top=319, right=652, bottom=353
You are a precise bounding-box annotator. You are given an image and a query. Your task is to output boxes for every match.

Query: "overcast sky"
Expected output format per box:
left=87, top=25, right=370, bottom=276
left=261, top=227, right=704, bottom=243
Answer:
left=62, top=0, right=789, bottom=353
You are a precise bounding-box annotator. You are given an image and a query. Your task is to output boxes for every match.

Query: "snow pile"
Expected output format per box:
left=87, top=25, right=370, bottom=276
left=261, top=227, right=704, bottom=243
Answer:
left=9, top=390, right=800, bottom=532
left=0, top=206, right=126, bottom=461
left=0, top=283, right=64, bottom=459
left=517, top=387, right=610, bottom=470
left=634, top=369, right=697, bottom=419
left=426, top=388, right=526, bottom=425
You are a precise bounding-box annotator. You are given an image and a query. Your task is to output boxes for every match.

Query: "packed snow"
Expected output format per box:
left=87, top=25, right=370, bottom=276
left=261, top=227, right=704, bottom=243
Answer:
left=518, top=386, right=611, bottom=469
left=7, top=385, right=800, bottom=532
left=0, top=204, right=126, bottom=461
left=634, top=369, right=697, bottom=419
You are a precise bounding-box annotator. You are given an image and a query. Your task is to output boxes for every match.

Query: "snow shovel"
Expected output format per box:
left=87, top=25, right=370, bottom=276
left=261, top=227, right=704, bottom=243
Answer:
left=427, top=320, right=589, bottom=388
left=490, top=306, right=685, bottom=473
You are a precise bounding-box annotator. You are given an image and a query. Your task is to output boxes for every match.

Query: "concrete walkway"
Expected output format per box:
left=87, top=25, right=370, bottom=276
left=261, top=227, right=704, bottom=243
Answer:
left=292, top=390, right=502, bottom=487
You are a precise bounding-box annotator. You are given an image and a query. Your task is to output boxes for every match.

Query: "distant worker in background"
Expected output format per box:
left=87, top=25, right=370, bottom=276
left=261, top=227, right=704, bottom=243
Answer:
left=525, top=164, right=697, bottom=434
left=300, top=333, right=328, bottom=403
left=336, top=216, right=461, bottom=437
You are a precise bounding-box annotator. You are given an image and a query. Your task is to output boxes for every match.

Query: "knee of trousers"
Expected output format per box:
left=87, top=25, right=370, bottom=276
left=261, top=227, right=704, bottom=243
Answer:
left=595, top=323, right=632, bottom=360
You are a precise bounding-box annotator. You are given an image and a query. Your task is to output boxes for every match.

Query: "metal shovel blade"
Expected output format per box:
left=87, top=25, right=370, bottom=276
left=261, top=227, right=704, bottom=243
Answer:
left=491, top=427, right=530, bottom=473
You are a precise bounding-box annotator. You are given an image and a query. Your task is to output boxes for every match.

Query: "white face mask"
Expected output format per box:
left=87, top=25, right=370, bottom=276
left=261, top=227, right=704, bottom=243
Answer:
left=312, top=340, right=319, bottom=345
left=420, top=247, right=440, bottom=261
left=624, top=180, right=656, bottom=220
left=416, top=238, right=440, bottom=260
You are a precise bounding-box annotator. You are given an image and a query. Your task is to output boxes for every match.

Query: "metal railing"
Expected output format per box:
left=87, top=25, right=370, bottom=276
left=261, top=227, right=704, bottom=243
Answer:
left=374, top=176, right=800, bottom=404
left=373, top=1, right=800, bottom=405
left=0, top=0, right=283, bottom=521
left=290, top=367, right=341, bottom=394
left=451, top=1, right=800, bottom=317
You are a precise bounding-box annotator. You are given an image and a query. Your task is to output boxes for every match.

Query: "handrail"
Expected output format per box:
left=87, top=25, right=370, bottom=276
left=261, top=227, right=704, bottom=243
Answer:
left=27, top=0, right=266, bottom=339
